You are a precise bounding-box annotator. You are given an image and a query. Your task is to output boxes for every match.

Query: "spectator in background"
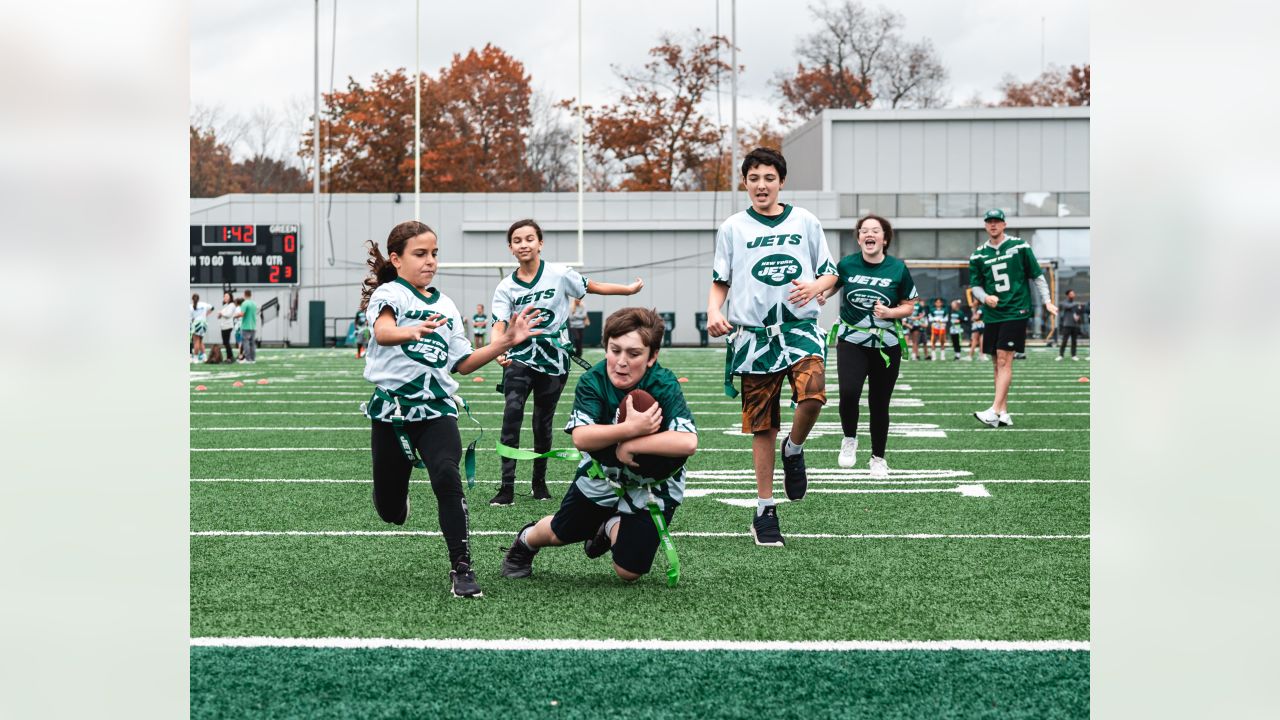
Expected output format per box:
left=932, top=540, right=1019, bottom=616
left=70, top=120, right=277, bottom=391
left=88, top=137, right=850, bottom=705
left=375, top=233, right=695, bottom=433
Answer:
left=236, top=290, right=259, bottom=364
left=968, top=299, right=986, bottom=361
left=233, top=298, right=245, bottom=360
left=471, top=304, right=488, bottom=349
left=354, top=309, right=370, bottom=359
left=190, top=294, right=213, bottom=363
left=568, top=297, right=590, bottom=357
left=217, top=291, right=238, bottom=363
left=1057, top=289, right=1087, bottom=361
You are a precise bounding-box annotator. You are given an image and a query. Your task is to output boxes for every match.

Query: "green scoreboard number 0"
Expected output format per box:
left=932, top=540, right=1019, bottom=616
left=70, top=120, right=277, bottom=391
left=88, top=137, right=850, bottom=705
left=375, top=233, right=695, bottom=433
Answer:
left=190, top=224, right=300, bottom=285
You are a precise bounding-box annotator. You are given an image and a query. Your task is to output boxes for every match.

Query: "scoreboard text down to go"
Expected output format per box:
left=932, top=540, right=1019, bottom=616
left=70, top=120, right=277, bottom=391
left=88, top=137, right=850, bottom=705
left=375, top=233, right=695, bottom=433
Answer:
left=190, top=224, right=300, bottom=285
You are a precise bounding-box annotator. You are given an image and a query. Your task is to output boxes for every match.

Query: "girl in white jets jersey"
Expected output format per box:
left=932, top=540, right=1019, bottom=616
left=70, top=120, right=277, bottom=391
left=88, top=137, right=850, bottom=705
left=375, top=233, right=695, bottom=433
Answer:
left=361, top=220, right=542, bottom=599
left=488, top=219, right=643, bottom=507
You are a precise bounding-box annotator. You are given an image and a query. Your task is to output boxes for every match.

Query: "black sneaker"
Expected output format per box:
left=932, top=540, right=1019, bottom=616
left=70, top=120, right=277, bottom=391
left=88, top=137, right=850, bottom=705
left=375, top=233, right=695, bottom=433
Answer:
left=781, top=437, right=808, bottom=501
left=449, top=560, right=483, bottom=598
left=583, top=518, right=613, bottom=559
left=501, top=522, right=539, bottom=578
left=750, top=506, right=785, bottom=547
left=489, top=485, right=514, bottom=507
left=531, top=482, right=554, bottom=501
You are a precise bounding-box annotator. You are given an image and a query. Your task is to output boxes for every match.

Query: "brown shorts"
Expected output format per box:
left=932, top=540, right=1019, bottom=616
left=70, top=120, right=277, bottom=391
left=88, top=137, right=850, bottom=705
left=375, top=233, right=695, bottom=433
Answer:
left=739, top=355, right=827, bottom=434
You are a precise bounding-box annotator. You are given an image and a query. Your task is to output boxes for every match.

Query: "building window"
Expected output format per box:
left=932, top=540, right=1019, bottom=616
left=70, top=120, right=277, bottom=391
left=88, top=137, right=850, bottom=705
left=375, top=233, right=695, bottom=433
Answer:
left=1059, top=192, right=1090, bottom=217
left=977, top=193, right=1016, bottom=217
left=937, top=193, right=977, bottom=218
left=1019, top=191, right=1058, bottom=217
left=838, top=194, right=857, bottom=218
left=856, top=194, right=897, bottom=217
left=896, top=230, right=937, bottom=259
left=897, top=193, right=938, bottom=218
left=938, top=230, right=980, bottom=259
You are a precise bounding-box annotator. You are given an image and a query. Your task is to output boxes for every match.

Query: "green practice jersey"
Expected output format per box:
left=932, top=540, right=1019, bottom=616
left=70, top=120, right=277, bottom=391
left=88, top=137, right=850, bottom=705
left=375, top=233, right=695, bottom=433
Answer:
left=563, top=361, right=697, bottom=514
left=833, top=254, right=916, bottom=347
left=239, top=299, right=259, bottom=331
left=968, top=236, right=1043, bottom=323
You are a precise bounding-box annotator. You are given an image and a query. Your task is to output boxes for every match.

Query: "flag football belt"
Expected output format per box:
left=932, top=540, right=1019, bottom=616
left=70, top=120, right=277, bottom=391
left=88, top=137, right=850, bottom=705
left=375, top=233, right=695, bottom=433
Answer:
left=387, top=394, right=484, bottom=488
left=826, top=320, right=905, bottom=368
left=586, top=460, right=681, bottom=589
left=721, top=319, right=819, bottom=398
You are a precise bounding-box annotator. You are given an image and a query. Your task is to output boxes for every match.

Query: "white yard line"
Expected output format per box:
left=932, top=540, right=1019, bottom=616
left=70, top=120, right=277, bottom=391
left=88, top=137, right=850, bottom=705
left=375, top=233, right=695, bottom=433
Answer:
left=189, top=426, right=1087, bottom=433
left=189, top=636, right=1090, bottom=652
left=191, top=530, right=1089, bottom=541
left=190, top=477, right=1088, bottom=486
left=190, top=447, right=1083, bottom=453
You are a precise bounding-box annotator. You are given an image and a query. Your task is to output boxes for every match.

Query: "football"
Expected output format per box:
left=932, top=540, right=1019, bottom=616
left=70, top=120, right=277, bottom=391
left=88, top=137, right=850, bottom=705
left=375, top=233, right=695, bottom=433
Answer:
left=614, top=389, right=657, bottom=424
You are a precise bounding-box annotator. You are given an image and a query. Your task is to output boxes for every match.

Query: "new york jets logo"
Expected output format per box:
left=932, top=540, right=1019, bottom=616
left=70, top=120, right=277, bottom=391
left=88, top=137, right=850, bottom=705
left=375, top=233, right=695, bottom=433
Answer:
left=533, top=308, right=556, bottom=329
left=751, top=254, right=802, bottom=286
left=846, top=288, right=892, bottom=310
left=402, top=333, right=450, bottom=367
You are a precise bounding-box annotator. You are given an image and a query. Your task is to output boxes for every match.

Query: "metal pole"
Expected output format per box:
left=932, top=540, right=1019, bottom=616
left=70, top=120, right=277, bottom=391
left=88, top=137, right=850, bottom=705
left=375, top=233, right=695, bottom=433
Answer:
left=415, top=0, right=421, bottom=220
left=313, top=0, right=321, bottom=303
left=576, top=0, right=584, bottom=263
left=730, top=0, right=739, bottom=209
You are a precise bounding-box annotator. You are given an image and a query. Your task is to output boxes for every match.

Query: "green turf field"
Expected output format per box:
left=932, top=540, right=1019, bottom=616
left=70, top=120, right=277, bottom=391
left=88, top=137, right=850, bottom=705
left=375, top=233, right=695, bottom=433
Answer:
left=190, top=345, right=1090, bottom=718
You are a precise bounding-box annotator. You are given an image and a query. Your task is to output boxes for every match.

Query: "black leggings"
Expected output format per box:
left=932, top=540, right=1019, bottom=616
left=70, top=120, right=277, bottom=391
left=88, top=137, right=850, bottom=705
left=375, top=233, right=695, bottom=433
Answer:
left=499, top=363, right=569, bottom=486
left=951, top=333, right=962, bottom=354
left=837, top=341, right=902, bottom=458
left=1059, top=326, right=1080, bottom=356
left=371, top=416, right=470, bottom=566
left=220, top=328, right=234, bottom=358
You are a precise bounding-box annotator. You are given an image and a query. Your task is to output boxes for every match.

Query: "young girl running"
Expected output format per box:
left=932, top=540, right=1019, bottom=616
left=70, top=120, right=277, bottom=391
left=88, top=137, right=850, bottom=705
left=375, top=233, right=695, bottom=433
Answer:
left=948, top=299, right=965, bottom=360
left=361, top=220, right=541, bottom=598
left=824, top=214, right=918, bottom=478
left=488, top=218, right=643, bottom=507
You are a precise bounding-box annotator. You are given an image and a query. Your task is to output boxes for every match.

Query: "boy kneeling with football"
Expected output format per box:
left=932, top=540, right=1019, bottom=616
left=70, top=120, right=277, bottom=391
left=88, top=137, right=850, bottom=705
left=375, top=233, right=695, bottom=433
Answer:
left=501, top=307, right=698, bottom=582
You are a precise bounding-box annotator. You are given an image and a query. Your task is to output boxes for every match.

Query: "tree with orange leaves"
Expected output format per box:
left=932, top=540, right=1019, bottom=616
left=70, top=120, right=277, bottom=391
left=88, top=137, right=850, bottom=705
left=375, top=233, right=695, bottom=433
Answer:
left=579, top=31, right=732, bottom=191
left=190, top=125, right=241, bottom=197
left=998, top=64, right=1090, bottom=107
left=304, top=45, right=538, bottom=193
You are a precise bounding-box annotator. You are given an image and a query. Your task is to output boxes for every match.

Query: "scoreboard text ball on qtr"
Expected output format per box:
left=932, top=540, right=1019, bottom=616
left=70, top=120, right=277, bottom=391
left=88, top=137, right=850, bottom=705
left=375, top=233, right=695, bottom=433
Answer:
left=190, top=224, right=300, bottom=285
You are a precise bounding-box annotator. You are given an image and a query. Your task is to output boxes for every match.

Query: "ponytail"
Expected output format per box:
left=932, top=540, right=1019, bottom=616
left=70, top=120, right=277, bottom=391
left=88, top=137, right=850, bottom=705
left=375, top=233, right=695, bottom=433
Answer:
left=360, top=220, right=434, bottom=311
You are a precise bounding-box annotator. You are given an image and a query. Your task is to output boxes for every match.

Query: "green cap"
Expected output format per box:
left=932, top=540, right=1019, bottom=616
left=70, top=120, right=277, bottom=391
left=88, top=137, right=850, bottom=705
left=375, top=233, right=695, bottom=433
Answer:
left=983, top=208, right=1006, bottom=222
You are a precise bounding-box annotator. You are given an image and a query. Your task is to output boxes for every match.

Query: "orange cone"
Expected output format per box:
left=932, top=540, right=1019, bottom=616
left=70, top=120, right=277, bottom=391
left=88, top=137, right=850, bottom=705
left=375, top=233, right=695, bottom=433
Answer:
left=472, top=376, right=485, bottom=383
left=195, top=385, right=207, bottom=391
left=1078, top=377, right=1090, bottom=383
left=232, top=381, right=244, bottom=388
left=257, top=378, right=270, bottom=385
left=677, top=377, right=689, bottom=383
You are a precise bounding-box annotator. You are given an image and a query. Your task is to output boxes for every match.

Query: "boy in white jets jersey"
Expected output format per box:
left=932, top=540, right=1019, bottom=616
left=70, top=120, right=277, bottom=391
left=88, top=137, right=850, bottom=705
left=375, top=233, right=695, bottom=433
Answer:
left=488, top=219, right=643, bottom=507
left=705, top=147, right=838, bottom=547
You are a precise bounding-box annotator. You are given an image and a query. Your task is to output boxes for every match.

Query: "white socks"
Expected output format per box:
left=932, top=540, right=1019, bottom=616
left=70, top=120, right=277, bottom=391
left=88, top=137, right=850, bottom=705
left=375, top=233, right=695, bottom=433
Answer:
left=783, top=436, right=804, bottom=457
left=756, top=498, right=775, bottom=516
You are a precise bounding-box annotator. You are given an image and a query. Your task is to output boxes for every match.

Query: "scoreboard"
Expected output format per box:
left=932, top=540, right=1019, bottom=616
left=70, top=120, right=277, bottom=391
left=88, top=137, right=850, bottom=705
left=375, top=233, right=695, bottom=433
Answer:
left=190, top=224, right=300, bottom=285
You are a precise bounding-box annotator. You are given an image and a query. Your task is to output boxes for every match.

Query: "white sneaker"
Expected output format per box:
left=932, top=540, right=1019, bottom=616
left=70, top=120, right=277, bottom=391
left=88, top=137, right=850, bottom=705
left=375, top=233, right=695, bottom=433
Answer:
left=1056, top=356, right=1063, bottom=361
left=963, top=355, right=973, bottom=361
left=997, top=412, right=1013, bottom=427
left=1072, top=356, right=1080, bottom=361
left=869, top=456, right=890, bottom=479
left=973, top=407, right=1001, bottom=428
left=838, top=437, right=858, bottom=468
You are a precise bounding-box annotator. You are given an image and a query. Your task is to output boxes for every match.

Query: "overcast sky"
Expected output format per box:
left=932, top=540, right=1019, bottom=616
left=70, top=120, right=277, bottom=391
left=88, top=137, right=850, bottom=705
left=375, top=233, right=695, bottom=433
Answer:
left=192, top=0, right=1088, bottom=157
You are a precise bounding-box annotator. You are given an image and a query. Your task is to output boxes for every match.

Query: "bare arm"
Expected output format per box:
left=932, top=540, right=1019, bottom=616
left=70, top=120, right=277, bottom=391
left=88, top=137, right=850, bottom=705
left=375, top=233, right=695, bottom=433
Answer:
left=587, top=278, right=643, bottom=296
left=571, top=398, right=662, bottom=452
left=706, top=281, right=732, bottom=337
left=454, top=307, right=543, bottom=374
left=372, top=307, right=446, bottom=345
left=617, top=430, right=697, bottom=459
left=788, top=274, right=838, bottom=307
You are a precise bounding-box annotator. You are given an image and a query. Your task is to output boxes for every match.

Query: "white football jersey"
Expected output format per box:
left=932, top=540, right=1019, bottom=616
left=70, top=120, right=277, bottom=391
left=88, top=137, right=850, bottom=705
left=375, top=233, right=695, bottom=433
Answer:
left=712, top=204, right=836, bottom=374
left=490, top=260, right=589, bottom=376
left=362, top=278, right=474, bottom=422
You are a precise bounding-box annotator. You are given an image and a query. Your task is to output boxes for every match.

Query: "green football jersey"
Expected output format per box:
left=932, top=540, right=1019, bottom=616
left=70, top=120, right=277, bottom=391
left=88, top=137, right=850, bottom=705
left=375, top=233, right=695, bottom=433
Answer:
left=967, top=236, right=1043, bottom=324
left=833, top=254, right=916, bottom=347
left=563, top=360, right=697, bottom=514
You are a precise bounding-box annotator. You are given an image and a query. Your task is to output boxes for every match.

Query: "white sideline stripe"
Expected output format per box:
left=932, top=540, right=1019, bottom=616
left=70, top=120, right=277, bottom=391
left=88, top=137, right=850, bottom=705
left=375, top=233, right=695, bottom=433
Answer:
left=190, top=399, right=1089, bottom=405
left=190, top=477, right=1088, bottom=486
left=191, top=411, right=1090, bottom=417
left=191, top=530, right=1089, bottom=540
left=189, top=637, right=1090, bottom=652
left=190, top=426, right=1086, bottom=433
left=190, top=447, right=1082, bottom=453
left=190, top=390, right=1089, bottom=398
